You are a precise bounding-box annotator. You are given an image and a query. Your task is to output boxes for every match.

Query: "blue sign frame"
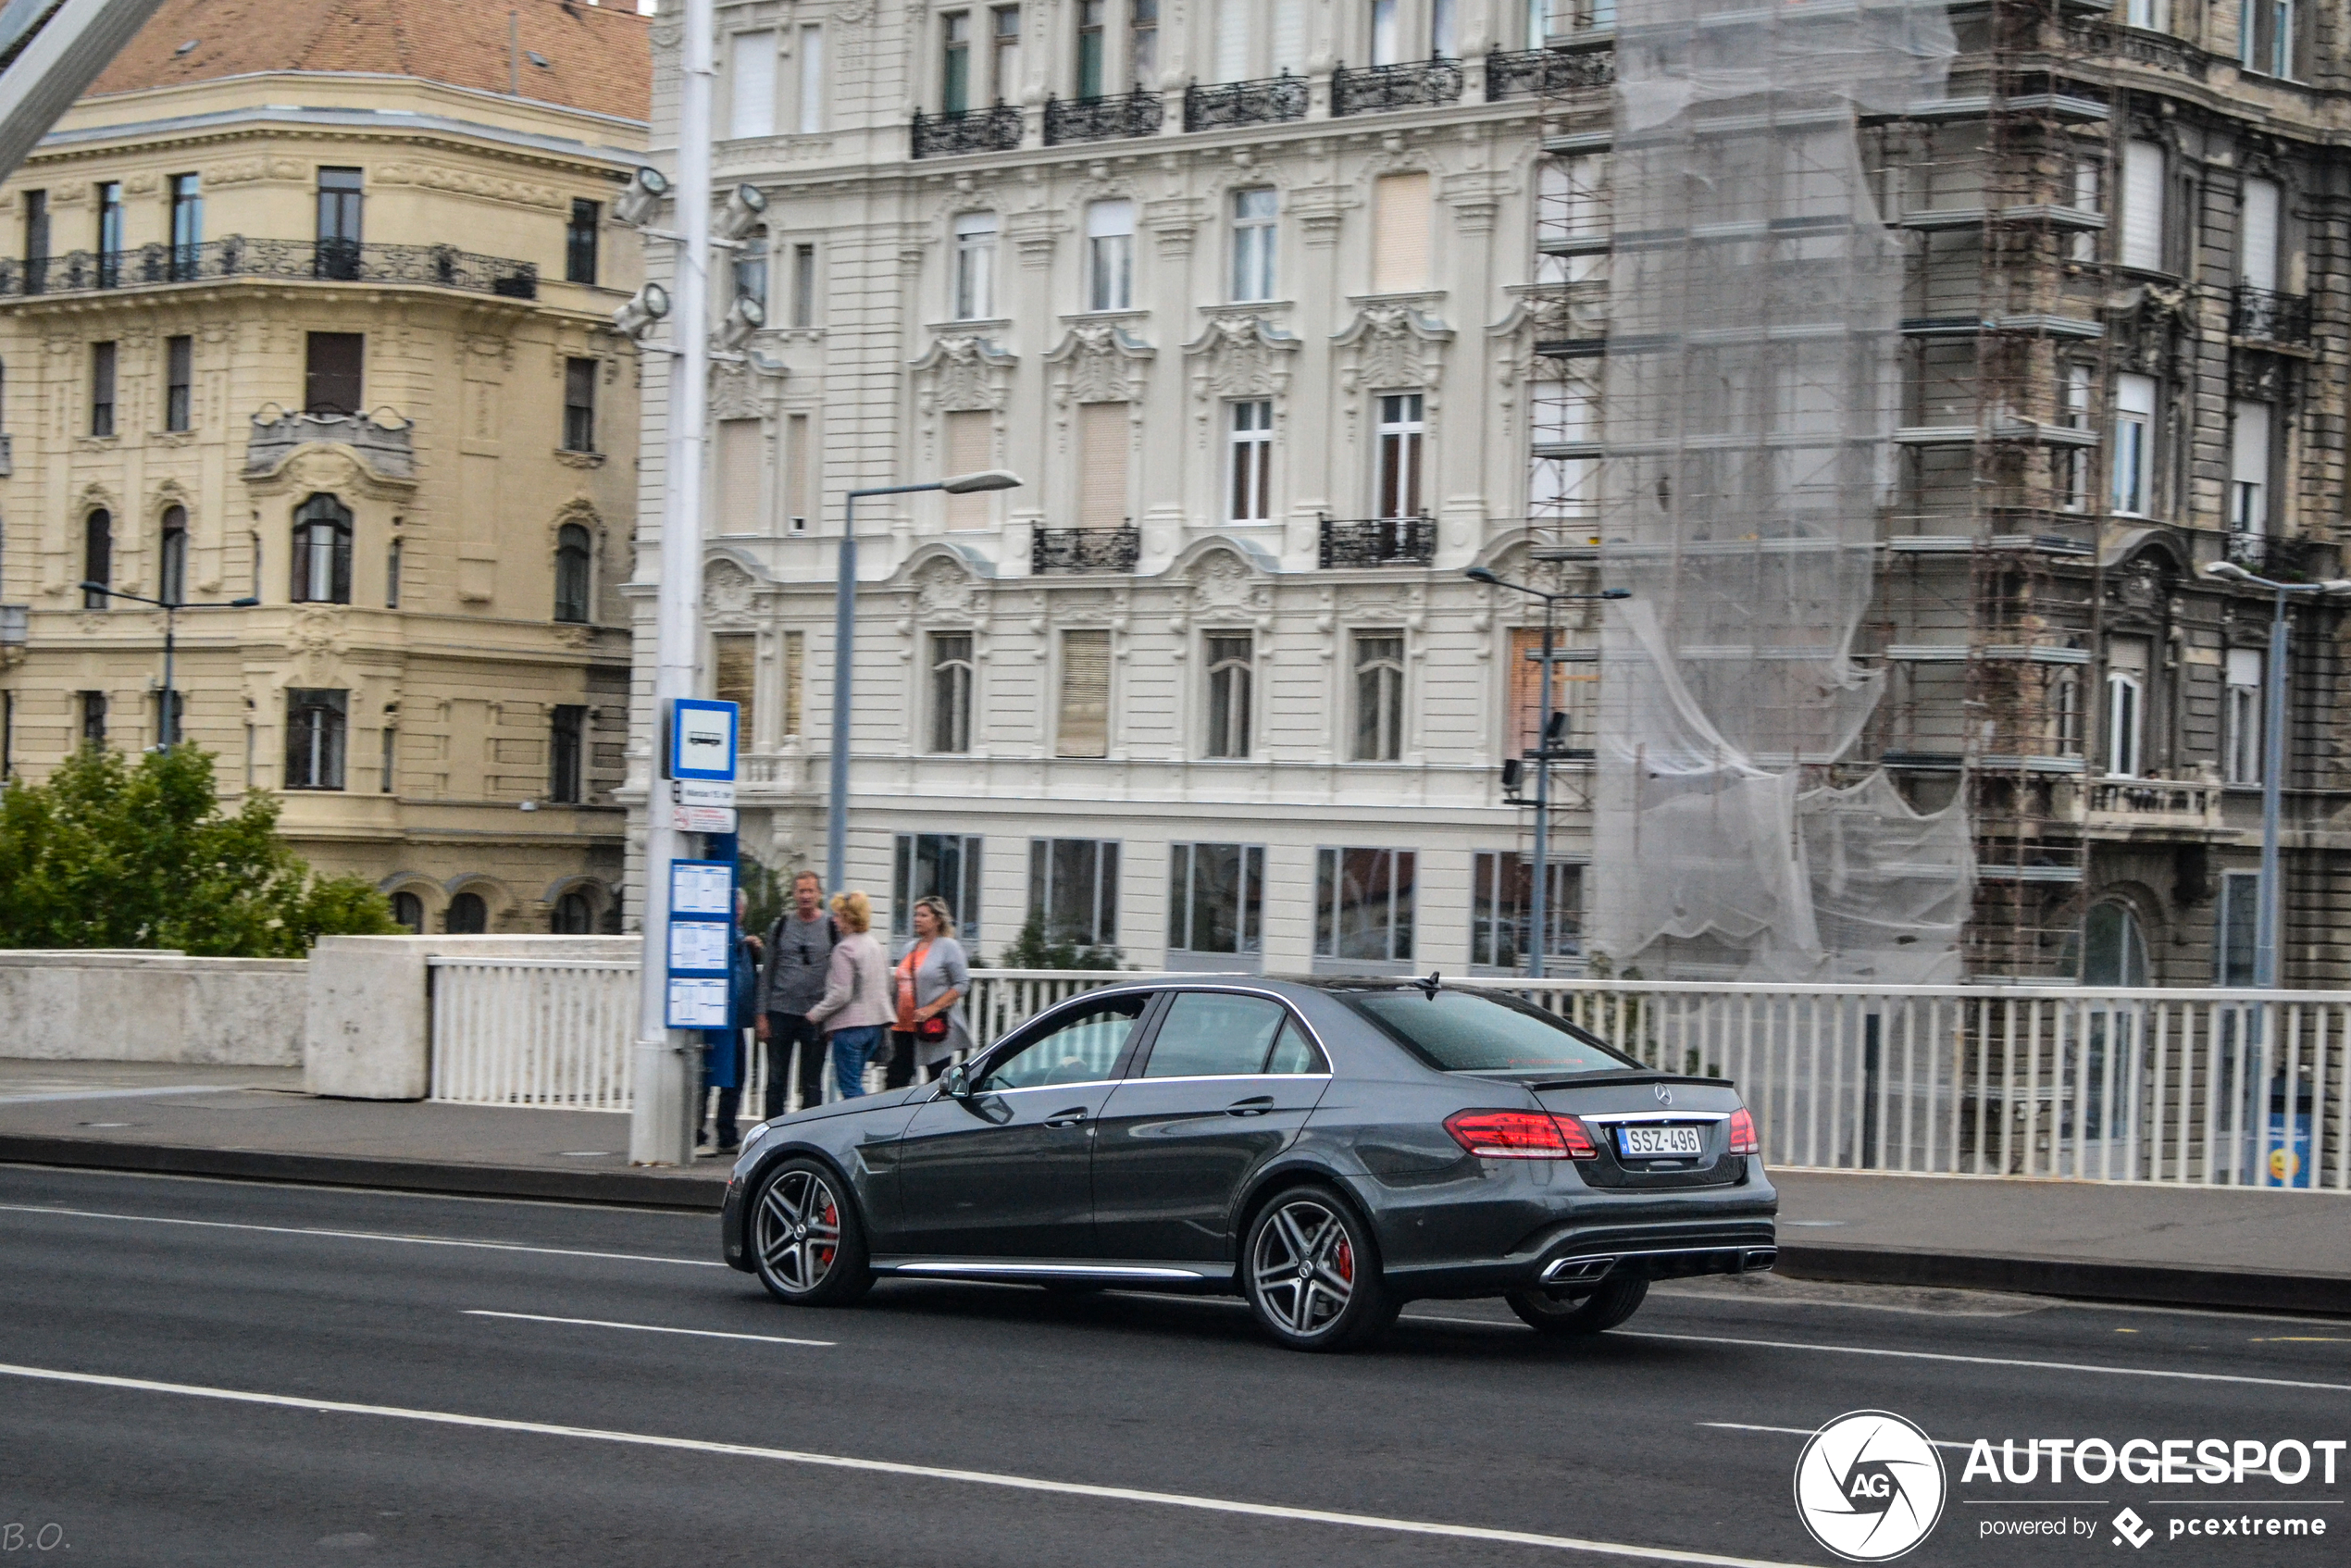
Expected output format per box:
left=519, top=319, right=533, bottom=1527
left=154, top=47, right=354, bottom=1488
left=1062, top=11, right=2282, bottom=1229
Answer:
left=664, top=856, right=735, bottom=1029
left=667, top=698, right=740, bottom=782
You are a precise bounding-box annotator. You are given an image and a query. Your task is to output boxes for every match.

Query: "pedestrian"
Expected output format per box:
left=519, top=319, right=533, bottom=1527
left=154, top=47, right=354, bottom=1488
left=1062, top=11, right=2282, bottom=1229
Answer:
left=885, top=895, right=972, bottom=1090
left=804, top=889, right=889, bottom=1100
left=698, top=887, right=763, bottom=1155
left=754, top=868, right=836, bottom=1116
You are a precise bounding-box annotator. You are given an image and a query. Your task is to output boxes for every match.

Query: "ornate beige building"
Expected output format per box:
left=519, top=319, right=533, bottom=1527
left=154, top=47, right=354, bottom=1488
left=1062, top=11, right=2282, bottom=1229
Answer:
left=0, top=0, right=650, bottom=934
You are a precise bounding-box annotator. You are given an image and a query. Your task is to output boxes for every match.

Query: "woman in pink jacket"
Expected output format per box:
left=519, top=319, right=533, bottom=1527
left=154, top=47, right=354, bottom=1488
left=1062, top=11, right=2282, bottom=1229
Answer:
left=804, top=890, right=890, bottom=1099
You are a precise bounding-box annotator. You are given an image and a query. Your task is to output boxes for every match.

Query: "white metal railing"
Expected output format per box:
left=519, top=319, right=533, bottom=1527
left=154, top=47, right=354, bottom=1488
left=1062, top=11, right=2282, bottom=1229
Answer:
left=422, top=960, right=2346, bottom=1189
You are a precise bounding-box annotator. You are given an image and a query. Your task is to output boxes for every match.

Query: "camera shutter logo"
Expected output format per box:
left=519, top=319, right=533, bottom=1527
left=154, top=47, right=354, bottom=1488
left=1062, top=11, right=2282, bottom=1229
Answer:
left=1793, top=1410, right=1947, bottom=1562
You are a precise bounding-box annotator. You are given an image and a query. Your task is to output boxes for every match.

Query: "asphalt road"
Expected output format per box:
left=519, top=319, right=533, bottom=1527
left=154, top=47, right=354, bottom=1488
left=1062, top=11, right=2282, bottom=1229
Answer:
left=0, top=1164, right=2344, bottom=1568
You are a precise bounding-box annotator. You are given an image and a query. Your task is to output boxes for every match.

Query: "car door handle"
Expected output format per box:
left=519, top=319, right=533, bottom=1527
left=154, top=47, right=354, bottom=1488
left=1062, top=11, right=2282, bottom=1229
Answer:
left=1042, top=1108, right=1089, bottom=1128
left=1225, top=1096, right=1275, bottom=1117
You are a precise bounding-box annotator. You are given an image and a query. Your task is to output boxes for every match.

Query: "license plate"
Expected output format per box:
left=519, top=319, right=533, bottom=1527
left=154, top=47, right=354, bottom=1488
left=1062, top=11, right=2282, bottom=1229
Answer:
left=1618, top=1126, right=1704, bottom=1159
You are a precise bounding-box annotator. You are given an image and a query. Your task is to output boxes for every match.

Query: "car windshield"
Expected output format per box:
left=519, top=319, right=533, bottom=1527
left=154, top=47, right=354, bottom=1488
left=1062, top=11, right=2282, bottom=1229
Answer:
left=1337, top=988, right=1639, bottom=1076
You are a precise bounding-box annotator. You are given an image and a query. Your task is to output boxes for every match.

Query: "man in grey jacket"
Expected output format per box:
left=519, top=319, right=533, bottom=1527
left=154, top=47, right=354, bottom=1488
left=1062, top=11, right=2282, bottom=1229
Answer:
left=753, top=870, right=835, bottom=1117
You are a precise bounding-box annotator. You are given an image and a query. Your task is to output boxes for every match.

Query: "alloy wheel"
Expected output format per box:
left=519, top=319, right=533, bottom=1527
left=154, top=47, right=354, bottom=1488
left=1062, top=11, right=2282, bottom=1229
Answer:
left=1250, top=1196, right=1356, bottom=1338
left=754, top=1167, right=842, bottom=1294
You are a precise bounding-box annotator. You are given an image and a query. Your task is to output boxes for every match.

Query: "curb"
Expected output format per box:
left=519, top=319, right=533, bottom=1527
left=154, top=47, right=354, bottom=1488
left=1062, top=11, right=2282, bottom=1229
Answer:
left=1777, top=1241, right=2351, bottom=1317
left=0, top=1135, right=731, bottom=1212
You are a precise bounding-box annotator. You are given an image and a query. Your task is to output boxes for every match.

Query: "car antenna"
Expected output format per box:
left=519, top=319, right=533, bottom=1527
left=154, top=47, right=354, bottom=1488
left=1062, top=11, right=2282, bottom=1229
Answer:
left=1414, top=970, right=1441, bottom=999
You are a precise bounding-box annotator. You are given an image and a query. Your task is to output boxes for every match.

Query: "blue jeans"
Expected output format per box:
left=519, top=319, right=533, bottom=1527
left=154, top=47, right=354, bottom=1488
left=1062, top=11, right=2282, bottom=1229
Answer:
left=828, top=1025, right=883, bottom=1101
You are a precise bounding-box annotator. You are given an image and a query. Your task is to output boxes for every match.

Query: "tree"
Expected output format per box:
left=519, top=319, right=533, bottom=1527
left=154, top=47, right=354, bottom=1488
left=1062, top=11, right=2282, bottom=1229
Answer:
left=0, top=746, right=399, bottom=955
left=991, top=910, right=1123, bottom=971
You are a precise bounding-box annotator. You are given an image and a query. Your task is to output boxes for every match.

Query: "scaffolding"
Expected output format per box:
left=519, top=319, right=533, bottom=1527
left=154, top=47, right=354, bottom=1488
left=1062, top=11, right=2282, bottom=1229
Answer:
left=1527, top=0, right=2127, bottom=981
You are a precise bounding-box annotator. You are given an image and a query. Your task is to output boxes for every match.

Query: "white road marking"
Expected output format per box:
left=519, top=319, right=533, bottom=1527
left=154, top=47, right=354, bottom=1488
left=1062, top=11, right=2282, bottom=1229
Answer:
left=0, top=1203, right=722, bottom=1267
left=0, top=1162, right=715, bottom=1214
left=0, top=1085, right=241, bottom=1105
left=1620, top=1328, right=2351, bottom=1394
left=1403, top=1313, right=2351, bottom=1393
left=0, top=1360, right=1814, bottom=1568
left=466, top=1310, right=831, bottom=1348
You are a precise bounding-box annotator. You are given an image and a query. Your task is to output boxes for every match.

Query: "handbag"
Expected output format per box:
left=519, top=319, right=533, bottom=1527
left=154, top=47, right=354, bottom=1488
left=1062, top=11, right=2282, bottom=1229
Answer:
left=914, top=1012, right=951, bottom=1044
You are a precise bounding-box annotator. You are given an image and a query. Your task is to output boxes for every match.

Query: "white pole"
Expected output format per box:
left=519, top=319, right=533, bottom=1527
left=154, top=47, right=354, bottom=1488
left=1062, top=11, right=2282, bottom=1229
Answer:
left=631, top=0, right=715, bottom=1166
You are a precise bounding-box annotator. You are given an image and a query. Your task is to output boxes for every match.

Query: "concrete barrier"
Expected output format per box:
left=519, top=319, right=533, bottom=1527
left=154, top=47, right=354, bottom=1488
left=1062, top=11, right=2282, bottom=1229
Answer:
left=0, top=950, right=308, bottom=1065
left=305, top=936, right=642, bottom=1100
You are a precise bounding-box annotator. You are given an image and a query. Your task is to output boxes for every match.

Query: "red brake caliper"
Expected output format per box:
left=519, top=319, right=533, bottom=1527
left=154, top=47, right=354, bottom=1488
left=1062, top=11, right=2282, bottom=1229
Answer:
left=1334, top=1238, right=1353, bottom=1285
left=816, top=1201, right=838, bottom=1266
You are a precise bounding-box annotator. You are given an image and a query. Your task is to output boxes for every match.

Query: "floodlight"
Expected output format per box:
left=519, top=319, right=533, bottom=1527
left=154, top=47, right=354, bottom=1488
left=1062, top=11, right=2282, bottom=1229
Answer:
left=1464, top=566, right=1500, bottom=585
left=715, top=182, right=769, bottom=243
left=938, top=468, right=1024, bottom=494
left=2202, top=560, right=2252, bottom=582
left=615, top=166, right=670, bottom=228
left=611, top=281, right=671, bottom=340
left=715, top=293, right=765, bottom=352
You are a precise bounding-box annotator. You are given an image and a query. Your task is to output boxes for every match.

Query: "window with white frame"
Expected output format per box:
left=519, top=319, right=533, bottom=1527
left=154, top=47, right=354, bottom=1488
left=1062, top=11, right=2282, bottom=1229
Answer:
left=2240, top=177, right=2280, bottom=292
left=728, top=31, right=776, bottom=138
left=1471, top=853, right=1582, bottom=971
left=2123, top=0, right=2169, bottom=30
left=1075, top=0, right=1107, bottom=97
left=2120, top=140, right=2166, bottom=272
left=941, top=10, right=974, bottom=112
left=2230, top=400, right=2271, bottom=542
left=1168, top=842, right=1263, bottom=960
left=1375, top=392, right=1425, bottom=519
left=1086, top=199, right=1134, bottom=311
left=1028, top=838, right=1119, bottom=948
left=1204, top=632, right=1252, bottom=758
left=2224, top=647, right=2263, bottom=787
left=285, top=689, right=347, bottom=790
left=2060, top=362, right=2093, bottom=513
left=893, top=833, right=983, bottom=941
left=797, top=24, right=825, bottom=132
left=1351, top=631, right=1406, bottom=762
left=952, top=211, right=996, bottom=319
left=1129, top=0, right=1158, bottom=84
left=2241, top=0, right=2295, bottom=79
left=2112, top=373, right=2155, bottom=516
left=2106, top=636, right=2149, bottom=778
left=2069, top=155, right=2102, bottom=264
left=1231, top=187, right=1276, bottom=302
left=1314, top=847, right=1414, bottom=967
left=1432, top=0, right=1458, bottom=56
left=1370, top=0, right=1401, bottom=64
left=1227, top=400, right=1272, bottom=522
left=928, top=632, right=975, bottom=753
left=990, top=6, right=1022, bottom=99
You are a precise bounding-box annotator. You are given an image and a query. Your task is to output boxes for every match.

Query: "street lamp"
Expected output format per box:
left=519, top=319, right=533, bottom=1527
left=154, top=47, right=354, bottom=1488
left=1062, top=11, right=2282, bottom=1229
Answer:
left=826, top=470, right=1024, bottom=894
left=77, top=582, right=260, bottom=751
left=1465, top=566, right=1630, bottom=979
left=2200, top=559, right=2351, bottom=988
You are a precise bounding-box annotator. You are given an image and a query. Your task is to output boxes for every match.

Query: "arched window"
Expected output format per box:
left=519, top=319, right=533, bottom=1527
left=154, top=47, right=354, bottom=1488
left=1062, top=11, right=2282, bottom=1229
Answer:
left=291, top=494, right=352, bottom=604
left=554, top=523, right=592, bottom=623
left=158, top=505, right=188, bottom=606
left=552, top=890, right=594, bottom=934
left=2081, top=902, right=2148, bottom=988
left=445, top=891, right=488, bottom=934
left=82, top=510, right=112, bottom=608
left=390, top=890, right=425, bottom=933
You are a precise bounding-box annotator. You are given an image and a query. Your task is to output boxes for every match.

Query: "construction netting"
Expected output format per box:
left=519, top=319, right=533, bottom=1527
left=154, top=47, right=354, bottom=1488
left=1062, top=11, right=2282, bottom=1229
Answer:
left=1589, top=0, right=1971, bottom=982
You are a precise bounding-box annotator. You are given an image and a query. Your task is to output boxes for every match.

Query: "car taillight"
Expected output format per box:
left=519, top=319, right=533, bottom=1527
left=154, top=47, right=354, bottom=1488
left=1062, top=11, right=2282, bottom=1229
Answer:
left=1727, top=1107, right=1759, bottom=1156
left=1446, top=1110, right=1598, bottom=1160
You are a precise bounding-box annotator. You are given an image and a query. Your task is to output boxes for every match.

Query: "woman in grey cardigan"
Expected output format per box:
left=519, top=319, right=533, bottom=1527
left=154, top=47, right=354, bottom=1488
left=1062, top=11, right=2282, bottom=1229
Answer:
left=805, top=890, right=890, bottom=1100
left=885, top=896, right=972, bottom=1089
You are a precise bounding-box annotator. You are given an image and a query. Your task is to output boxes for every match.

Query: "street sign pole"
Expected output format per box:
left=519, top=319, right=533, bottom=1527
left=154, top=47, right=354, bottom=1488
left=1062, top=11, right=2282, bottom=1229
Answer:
left=630, top=0, right=715, bottom=1167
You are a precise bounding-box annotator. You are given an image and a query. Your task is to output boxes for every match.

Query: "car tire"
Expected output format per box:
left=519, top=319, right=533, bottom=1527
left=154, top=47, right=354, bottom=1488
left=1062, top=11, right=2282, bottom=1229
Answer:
left=1505, top=1275, right=1648, bottom=1336
left=1241, top=1187, right=1394, bottom=1352
left=750, top=1158, right=872, bottom=1307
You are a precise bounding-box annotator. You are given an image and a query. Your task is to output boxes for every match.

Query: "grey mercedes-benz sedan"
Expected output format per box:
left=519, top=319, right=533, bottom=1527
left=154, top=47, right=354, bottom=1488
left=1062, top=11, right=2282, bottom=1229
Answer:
left=719, top=977, right=1777, bottom=1350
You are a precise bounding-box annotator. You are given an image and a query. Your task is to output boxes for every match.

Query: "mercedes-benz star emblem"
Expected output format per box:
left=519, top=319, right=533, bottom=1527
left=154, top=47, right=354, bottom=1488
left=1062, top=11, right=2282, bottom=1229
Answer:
left=1654, top=1083, right=1673, bottom=1107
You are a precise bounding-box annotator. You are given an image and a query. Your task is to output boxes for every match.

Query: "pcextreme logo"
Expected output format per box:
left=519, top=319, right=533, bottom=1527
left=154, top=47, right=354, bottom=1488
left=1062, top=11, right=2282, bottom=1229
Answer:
left=1793, top=1410, right=1949, bottom=1562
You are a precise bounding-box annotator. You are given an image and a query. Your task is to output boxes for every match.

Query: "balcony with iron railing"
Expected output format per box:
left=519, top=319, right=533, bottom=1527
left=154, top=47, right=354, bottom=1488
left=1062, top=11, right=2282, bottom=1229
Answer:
left=1032, top=525, right=1141, bottom=574
left=910, top=103, right=1025, bottom=159
left=1183, top=72, right=1309, bottom=131
left=1331, top=56, right=1465, bottom=117
left=2231, top=283, right=2311, bottom=345
left=1319, top=516, right=1437, bottom=567
left=1044, top=89, right=1164, bottom=144
left=2081, top=775, right=2228, bottom=839
left=0, top=238, right=537, bottom=301
left=1485, top=44, right=1616, bottom=101
left=2224, top=528, right=2327, bottom=581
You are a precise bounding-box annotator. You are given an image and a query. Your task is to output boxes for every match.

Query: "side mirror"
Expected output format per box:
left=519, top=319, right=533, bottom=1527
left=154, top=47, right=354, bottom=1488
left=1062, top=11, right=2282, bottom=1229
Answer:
left=941, top=1063, right=974, bottom=1101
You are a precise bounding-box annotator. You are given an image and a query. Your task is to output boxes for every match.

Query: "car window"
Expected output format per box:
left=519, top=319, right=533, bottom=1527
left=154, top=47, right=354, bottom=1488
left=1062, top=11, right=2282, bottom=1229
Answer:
left=978, top=994, right=1149, bottom=1091
left=1264, top=1019, right=1326, bottom=1076
left=1141, top=993, right=1288, bottom=1078
left=1337, top=988, right=1637, bottom=1076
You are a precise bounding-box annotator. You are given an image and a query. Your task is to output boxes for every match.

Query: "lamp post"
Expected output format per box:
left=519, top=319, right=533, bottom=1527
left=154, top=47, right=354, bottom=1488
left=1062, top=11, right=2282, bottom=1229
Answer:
left=2200, top=560, right=2351, bottom=988
left=826, top=470, right=1022, bottom=895
left=1465, top=566, right=1629, bottom=978
left=78, top=581, right=259, bottom=751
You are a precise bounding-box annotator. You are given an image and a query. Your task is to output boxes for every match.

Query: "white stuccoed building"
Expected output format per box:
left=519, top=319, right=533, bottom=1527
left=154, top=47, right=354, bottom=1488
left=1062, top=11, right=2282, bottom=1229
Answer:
left=627, top=0, right=1592, bottom=975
